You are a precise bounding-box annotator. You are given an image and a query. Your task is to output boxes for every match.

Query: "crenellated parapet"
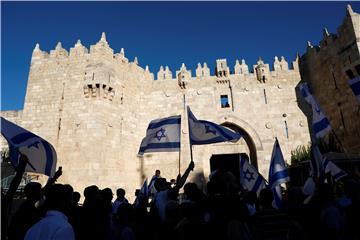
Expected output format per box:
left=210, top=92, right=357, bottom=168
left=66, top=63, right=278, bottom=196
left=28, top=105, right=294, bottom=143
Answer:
left=50, top=42, right=68, bottom=58
left=70, top=40, right=88, bottom=57
left=302, top=4, right=359, bottom=60
left=90, top=32, right=114, bottom=59
left=157, top=66, right=172, bottom=80
left=196, top=62, right=210, bottom=78
left=234, top=59, right=249, bottom=75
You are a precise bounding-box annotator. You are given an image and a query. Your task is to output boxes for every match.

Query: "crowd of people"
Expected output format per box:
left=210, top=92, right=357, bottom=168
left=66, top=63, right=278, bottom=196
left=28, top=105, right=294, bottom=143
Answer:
left=1, top=154, right=360, bottom=240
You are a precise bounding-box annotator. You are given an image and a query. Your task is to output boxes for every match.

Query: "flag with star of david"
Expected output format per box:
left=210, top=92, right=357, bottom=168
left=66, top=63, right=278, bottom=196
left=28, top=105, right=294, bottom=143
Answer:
left=239, top=155, right=266, bottom=196
left=299, top=83, right=331, bottom=138
left=187, top=107, right=241, bottom=145
left=269, top=138, right=290, bottom=209
left=138, top=115, right=181, bottom=155
left=1, top=117, right=57, bottom=177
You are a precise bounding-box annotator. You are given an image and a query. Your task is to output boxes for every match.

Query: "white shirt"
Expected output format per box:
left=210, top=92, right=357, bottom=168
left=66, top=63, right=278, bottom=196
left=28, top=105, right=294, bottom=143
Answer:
left=24, top=210, right=75, bottom=240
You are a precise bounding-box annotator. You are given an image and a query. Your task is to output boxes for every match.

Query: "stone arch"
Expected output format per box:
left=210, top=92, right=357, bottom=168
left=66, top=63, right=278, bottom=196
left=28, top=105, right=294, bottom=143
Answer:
left=218, top=114, right=263, bottom=169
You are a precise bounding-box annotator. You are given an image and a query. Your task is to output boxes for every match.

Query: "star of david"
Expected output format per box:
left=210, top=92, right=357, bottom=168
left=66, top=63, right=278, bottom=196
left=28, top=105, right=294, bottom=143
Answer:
left=243, top=169, right=255, bottom=182
left=205, top=125, right=216, bottom=135
left=154, top=128, right=166, bottom=141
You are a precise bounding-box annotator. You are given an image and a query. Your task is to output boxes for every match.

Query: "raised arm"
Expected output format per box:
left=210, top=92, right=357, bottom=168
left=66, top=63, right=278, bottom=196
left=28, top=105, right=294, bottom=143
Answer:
left=173, top=161, right=194, bottom=192
left=5, top=154, right=27, bottom=200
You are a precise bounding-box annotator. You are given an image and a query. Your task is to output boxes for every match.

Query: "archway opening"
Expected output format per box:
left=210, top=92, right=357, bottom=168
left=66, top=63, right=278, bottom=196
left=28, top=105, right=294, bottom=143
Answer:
left=220, top=122, right=258, bottom=169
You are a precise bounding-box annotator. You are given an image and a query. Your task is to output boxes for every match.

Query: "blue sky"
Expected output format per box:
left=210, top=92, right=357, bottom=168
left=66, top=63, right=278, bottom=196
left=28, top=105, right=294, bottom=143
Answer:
left=2, top=2, right=360, bottom=110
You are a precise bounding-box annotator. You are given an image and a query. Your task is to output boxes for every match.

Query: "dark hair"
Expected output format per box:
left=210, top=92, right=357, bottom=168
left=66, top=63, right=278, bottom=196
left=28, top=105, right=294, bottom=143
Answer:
left=116, top=188, right=126, bottom=198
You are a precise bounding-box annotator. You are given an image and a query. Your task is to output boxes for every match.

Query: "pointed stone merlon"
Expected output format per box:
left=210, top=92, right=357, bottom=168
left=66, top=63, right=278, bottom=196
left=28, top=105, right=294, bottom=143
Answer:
left=280, top=56, right=288, bottom=70
left=100, top=32, right=107, bottom=42
left=157, top=66, right=172, bottom=80
left=234, top=59, right=249, bottom=75
left=347, top=4, right=354, bottom=15
left=176, top=63, right=191, bottom=80
left=196, top=62, right=210, bottom=77
left=292, top=54, right=299, bottom=71
left=133, top=57, right=138, bottom=65
left=90, top=32, right=113, bottom=56
left=70, top=39, right=88, bottom=56
left=273, top=56, right=281, bottom=71
left=31, top=43, right=46, bottom=61
left=323, top=27, right=330, bottom=38
left=50, top=42, right=68, bottom=57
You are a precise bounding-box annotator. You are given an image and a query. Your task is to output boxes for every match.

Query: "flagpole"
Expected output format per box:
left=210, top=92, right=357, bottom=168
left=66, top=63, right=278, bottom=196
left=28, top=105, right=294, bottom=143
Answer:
left=186, top=104, right=194, bottom=163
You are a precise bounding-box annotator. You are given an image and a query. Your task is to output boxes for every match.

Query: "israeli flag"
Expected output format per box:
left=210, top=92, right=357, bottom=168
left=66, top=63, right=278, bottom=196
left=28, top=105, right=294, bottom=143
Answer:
left=239, top=155, right=266, bottom=196
left=323, top=158, right=347, bottom=182
left=312, top=144, right=347, bottom=182
left=310, top=144, right=325, bottom=179
left=299, top=83, right=331, bottom=138
left=134, top=179, right=148, bottom=208
left=269, top=139, right=290, bottom=209
left=138, top=115, right=181, bottom=155
left=1, top=117, right=57, bottom=177
left=348, top=76, right=360, bottom=102
left=187, top=107, right=241, bottom=145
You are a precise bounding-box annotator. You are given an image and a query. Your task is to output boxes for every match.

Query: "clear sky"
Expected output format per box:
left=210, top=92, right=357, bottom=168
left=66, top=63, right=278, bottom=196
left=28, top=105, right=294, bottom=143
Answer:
left=2, top=2, right=360, bottom=111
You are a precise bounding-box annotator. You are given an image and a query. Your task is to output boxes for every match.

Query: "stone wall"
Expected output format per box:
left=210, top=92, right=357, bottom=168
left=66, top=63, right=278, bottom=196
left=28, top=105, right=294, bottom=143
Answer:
left=299, top=5, right=360, bottom=153
left=1, top=34, right=315, bottom=198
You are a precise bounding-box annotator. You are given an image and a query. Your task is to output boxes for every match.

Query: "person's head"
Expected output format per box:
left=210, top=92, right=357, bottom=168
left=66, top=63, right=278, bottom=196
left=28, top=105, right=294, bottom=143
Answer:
left=154, top=177, right=170, bottom=192
left=72, top=191, right=81, bottom=204
left=155, top=170, right=161, bottom=177
left=101, top=188, right=114, bottom=203
left=116, top=188, right=126, bottom=199
left=24, top=182, right=42, bottom=202
left=83, top=185, right=100, bottom=205
left=45, top=184, right=73, bottom=215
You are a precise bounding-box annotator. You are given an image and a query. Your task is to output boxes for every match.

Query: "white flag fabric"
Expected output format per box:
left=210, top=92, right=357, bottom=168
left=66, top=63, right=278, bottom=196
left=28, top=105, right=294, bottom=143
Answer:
left=312, top=144, right=347, bottom=182
left=1, top=117, right=57, bottom=177
left=187, top=107, right=241, bottom=145
left=348, top=76, right=360, bottom=102
left=299, top=83, right=331, bottom=138
left=310, top=144, right=325, bottom=178
left=138, top=115, right=181, bottom=155
left=269, top=139, right=290, bottom=209
left=239, top=155, right=266, bottom=196
left=323, top=158, right=347, bottom=182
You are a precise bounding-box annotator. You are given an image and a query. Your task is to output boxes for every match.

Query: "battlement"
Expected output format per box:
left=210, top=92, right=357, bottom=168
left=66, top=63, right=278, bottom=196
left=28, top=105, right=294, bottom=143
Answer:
left=302, top=5, right=360, bottom=59
left=31, top=32, right=300, bottom=85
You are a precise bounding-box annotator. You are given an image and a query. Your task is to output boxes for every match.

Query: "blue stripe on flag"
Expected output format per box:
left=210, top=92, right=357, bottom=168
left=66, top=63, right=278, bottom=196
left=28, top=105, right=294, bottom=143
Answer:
left=42, top=140, right=54, bottom=176
left=313, top=118, right=330, bottom=134
left=139, top=142, right=180, bottom=152
left=323, top=158, right=329, bottom=169
left=148, top=117, right=181, bottom=129
left=11, top=132, right=38, bottom=145
left=269, top=169, right=289, bottom=187
left=251, top=176, right=264, bottom=193
left=351, top=81, right=360, bottom=95
left=333, top=171, right=347, bottom=181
